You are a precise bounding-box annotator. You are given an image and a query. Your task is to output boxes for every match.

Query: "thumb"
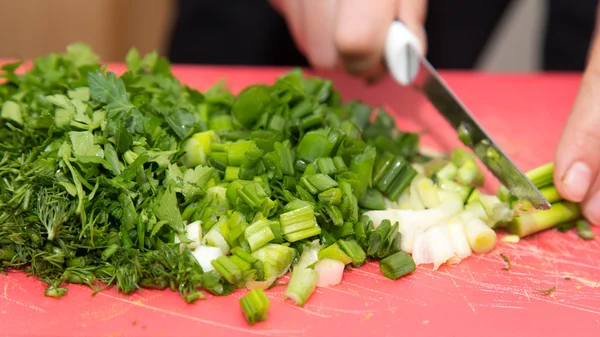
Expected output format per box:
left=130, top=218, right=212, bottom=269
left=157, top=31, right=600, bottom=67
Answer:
left=554, top=36, right=600, bottom=207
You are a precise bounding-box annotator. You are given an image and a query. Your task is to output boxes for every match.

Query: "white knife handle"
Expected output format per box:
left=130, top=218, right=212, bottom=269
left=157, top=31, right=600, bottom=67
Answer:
left=384, top=20, right=423, bottom=86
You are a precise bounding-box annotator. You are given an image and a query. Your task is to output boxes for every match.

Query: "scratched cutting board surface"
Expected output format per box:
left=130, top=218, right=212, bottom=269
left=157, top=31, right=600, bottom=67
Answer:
left=2, top=65, right=600, bottom=337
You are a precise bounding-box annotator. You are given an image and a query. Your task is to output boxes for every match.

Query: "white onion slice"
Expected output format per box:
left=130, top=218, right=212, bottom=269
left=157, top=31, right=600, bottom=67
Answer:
left=314, top=258, right=345, bottom=287
left=185, top=220, right=202, bottom=250
left=191, top=245, right=223, bottom=272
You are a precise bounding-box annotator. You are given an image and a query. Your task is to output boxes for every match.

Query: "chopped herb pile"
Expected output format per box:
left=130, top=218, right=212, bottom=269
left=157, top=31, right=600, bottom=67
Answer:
left=0, top=44, right=421, bottom=317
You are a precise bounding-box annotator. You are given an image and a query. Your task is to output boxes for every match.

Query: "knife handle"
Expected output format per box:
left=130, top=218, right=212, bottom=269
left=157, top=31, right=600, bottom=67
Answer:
left=384, top=20, right=423, bottom=86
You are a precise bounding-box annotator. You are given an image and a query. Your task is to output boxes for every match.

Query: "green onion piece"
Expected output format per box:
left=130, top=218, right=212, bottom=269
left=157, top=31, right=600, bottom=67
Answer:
left=323, top=204, right=345, bottom=227
left=376, top=158, right=405, bottom=193
left=436, top=162, right=458, bottom=181
left=318, top=188, right=343, bottom=205
left=438, top=179, right=472, bottom=202
left=240, top=288, right=271, bottom=325
left=456, top=159, right=481, bottom=186
left=509, top=201, right=581, bottom=237
left=280, top=205, right=321, bottom=242
left=333, top=156, right=347, bottom=171
left=290, top=100, right=313, bottom=118
left=359, top=188, right=386, bottom=210
left=306, top=174, right=338, bottom=193
left=231, top=246, right=258, bottom=264
left=295, top=128, right=343, bottom=163
left=269, top=220, right=283, bottom=244
left=209, top=114, right=234, bottom=131
left=387, top=165, right=417, bottom=201
left=274, top=142, right=294, bottom=176
left=576, top=219, right=595, bottom=240
left=317, top=242, right=352, bottom=265
left=44, top=287, right=68, bottom=298
left=525, top=163, right=554, bottom=188
left=354, top=216, right=372, bottom=249
left=415, top=177, right=440, bottom=209
left=330, top=221, right=355, bottom=239
left=285, top=267, right=319, bottom=306
left=350, top=146, right=376, bottom=198
left=228, top=211, right=249, bottom=243
left=539, top=185, right=563, bottom=204
left=300, top=113, right=325, bottom=130
left=379, top=251, right=416, bottom=280
left=228, top=140, right=254, bottom=166
left=366, top=219, right=392, bottom=257
left=226, top=180, right=248, bottom=205
left=244, top=218, right=276, bottom=252
left=316, top=157, right=337, bottom=175
left=556, top=221, right=576, bottom=233
left=300, top=176, right=320, bottom=195
left=268, top=114, right=286, bottom=132
left=451, top=148, right=474, bottom=166
left=497, top=185, right=514, bottom=203
left=211, top=256, right=242, bottom=285
left=338, top=239, right=367, bottom=267
left=224, top=166, right=240, bottom=182
left=372, top=152, right=395, bottom=186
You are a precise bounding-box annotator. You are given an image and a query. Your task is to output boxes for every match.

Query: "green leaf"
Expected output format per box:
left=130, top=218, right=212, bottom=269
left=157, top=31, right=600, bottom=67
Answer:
left=68, top=131, right=104, bottom=161
left=116, top=121, right=133, bottom=153
left=66, top=43, right=100, bottom=67
left=1, top=101, right=23, bottom=125
left=88, top=71, right=134, bottom=113
left=152, top=187, right=184, bottom=234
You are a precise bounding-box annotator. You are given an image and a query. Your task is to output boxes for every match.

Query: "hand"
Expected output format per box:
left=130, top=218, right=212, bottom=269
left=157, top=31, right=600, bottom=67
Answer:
left=554, top=29, right=600, bottom=225
left=269, top=0, right=428, bottom=79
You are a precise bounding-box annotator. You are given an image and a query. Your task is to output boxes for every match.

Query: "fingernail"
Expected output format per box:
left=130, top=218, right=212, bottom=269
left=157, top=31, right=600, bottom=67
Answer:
left=562, top=162, right=592, bottom=202
left=584, top=192, right=600, bottom=225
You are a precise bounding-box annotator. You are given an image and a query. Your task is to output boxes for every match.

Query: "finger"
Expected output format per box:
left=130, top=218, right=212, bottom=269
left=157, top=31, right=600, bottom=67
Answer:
left=397, top=0, right=428, bottom=55
left=300, top=0, right=339, bottom=69
left=334, top=0, right=397, bottom=77
left=554, top=34, right=600, bottom=223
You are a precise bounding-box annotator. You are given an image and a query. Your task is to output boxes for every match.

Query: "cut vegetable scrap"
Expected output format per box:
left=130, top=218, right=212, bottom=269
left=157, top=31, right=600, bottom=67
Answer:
left=0, top=43, right=596, bottom=326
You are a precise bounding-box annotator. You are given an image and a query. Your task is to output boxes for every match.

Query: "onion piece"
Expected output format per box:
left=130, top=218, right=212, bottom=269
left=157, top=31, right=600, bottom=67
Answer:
left=364, top=199, right=463, bottom=253
left=314, top=258, right=345, bottom=287
left=185, top=220, right=203, bottom=250
left=191, top=245, right=223, bottom=272
left=464, top=218, right=498, bottom=254
left=411, top=224, right=455, bottom=270
left=446, top=219, right=472, bottom=264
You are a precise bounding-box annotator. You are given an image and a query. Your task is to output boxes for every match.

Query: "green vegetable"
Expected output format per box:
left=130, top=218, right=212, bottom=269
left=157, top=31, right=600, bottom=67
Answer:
left=379, top=251, right=416, bottom=280
left=240, top=288, right=271, bottom=325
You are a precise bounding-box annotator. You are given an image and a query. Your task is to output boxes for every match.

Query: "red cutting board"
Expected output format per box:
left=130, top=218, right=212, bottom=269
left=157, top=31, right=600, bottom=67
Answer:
left=2, top=65, right=600, bottom=337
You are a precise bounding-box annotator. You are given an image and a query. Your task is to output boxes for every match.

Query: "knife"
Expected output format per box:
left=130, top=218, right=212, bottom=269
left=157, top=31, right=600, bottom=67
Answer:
left=384, top=20, right=550, bottom=210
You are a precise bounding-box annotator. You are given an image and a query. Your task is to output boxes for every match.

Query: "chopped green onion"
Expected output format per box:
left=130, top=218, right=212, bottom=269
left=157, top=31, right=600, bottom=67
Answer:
left=338, top=239, right=367, bottom=267
left=456, top=159, right=482, bottom=186
left=284, top=267, right=319, bottom=306
left=318, top=188, right=343, bottom=205
left=436, top=162, right=458, bottom=181
left=349, top=146, right=376, bottom=198
left=379, top=251, right=416, bottom=280
left=317, top=242, right=352, bottom=265
left=525, top=163, right=554, bottom=188
left=211, top=256, right=242, bottom=285
left=415, top=177, right=440, bottom=209
left=387, top=165, right=417, bottom=201
left=305, top=173, right=338, bottom=193
left=500, top=253, right=511, bottom=271
left=539, top=185, right=563, bottom=203
left=224, top=166, right=240, bottom=181
left=280, top=205, right=321, bottom=242
left=240, top=288, right=271, bottom=325
left=330, top=221, right=355, bottom=239
left=576, top=219, right=595, bottom=240
left=244, top=218, right=276, bottom=252
left=333, top=156, right=347, bottom=171
left=509, top=201, right=581, bottom=237
left=228, top=140, right=254, bottom=166
left=316, top=157, right=337, bottom=175
left=358, top=188, right=386, bottom=210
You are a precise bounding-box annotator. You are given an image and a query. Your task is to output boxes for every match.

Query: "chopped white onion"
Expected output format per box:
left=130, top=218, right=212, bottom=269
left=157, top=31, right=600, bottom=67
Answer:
left=185, top=220, right=202, bottom=250
left=296, top=239, right=320, bottom=269
left=191, top=245, right=223, bottom=272
left=446, top=219, right=472, bottom=264
left=314, top=258, right=345, bottom=287
left=412, top=224, right=455, bottom=270
left=364, top=199, right=463, bottom=253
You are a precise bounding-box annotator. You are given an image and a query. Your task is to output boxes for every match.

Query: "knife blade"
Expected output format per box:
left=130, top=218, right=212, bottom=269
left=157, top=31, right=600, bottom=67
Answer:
left=384, top=21, right=550, bottom=210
